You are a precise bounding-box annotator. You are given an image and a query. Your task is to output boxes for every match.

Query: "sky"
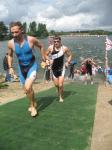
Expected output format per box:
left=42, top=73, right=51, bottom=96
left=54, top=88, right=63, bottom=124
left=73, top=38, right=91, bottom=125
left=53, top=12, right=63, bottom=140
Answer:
left=0, top=0, right=112, bottom=31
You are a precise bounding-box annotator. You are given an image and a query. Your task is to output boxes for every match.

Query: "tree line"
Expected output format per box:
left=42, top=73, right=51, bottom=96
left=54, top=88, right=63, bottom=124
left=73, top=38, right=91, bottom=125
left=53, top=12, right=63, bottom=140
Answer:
left=0, top=21, right=112, bottom=41
left=0, top=21, right=49, bottom=40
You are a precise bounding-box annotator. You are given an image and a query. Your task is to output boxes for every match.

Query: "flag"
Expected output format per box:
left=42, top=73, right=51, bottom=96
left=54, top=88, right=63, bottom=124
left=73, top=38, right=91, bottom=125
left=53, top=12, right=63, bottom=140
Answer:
left=105, top=36, right=112, bottom=51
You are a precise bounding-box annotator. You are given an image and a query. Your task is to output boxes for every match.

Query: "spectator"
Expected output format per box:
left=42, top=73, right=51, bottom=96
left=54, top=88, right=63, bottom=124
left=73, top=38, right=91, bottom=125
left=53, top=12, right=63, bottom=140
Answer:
left=3, top=53, right=11, bottom=82
left=68, top=61, right=75, bottom=79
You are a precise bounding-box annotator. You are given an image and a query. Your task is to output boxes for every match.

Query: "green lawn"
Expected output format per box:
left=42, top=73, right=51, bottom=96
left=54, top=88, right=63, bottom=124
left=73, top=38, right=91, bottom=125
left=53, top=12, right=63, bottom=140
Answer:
left=0, top=83, right=98, bottom=150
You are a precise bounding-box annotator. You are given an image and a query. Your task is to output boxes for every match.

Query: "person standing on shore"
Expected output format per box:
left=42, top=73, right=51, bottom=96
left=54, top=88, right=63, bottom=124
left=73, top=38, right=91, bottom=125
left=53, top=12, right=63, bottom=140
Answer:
left=46, top=36, right=72, bottom=102
left=44, top=59, right=51, bottom=83
left=80, top=63, right=87, bottom=84
left=7, top=21, right=46, bottom=117
left=82, top=58, right=96, bottom=85
left=68, top=60, right=76, bottom=79
left=44, top=36, right=54, bottom=83
left=3, top=53, right=11, bottom=82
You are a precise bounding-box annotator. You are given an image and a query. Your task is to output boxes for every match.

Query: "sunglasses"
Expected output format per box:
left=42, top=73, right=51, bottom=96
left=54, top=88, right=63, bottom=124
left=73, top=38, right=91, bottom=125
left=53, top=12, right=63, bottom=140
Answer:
left=11, top=31, right=19, bottom=34
left=54, top=40, right=60, bottom=43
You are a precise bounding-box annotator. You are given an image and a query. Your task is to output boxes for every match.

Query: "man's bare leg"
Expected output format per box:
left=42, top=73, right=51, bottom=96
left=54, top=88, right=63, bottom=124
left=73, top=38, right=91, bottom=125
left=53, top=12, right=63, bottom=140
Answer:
left=53, top=76, right=64, bottom=102
left=53, top=78, right=59, bottom=96
left=24, top=78, right=37, bottom=117
left=90, top=75, right=93, bottom=85
left=58, top=85, right=64, bottom=102
left=58, top=76, right=64, bottom=102
left=26, top=89, right=37, bottom=111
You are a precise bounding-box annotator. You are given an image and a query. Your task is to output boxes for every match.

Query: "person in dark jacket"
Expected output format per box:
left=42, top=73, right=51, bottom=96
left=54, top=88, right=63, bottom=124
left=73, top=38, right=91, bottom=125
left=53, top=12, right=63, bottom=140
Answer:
left=68, top=61, right=75, bottom=79
left=44, top=59, right=51, bottom=83
left=3, top=53, right=11, bottom=82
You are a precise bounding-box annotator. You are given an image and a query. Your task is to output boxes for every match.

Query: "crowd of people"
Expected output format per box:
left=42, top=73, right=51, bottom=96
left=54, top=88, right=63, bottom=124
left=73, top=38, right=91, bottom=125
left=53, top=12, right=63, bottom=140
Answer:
left=67, top=58, right=96, bottom=84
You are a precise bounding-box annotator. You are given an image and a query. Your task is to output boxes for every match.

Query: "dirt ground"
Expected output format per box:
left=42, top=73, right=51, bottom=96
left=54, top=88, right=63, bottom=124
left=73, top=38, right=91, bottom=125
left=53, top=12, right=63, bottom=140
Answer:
left=0, top=80, right=54, bottom=105
left=90, top=83, right=112, bottom=150
left=0, top=80, right=112, bottom=150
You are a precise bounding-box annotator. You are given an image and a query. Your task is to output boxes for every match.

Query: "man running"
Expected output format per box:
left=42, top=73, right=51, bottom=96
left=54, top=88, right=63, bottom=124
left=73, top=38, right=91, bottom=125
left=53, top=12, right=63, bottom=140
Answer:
left=7, top=21, right=46, bottom=117
left=46, top=36, right=72, bottom=102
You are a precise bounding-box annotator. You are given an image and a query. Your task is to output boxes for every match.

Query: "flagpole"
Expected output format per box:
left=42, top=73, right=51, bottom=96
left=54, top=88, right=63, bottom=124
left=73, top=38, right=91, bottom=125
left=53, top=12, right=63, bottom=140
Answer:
left=105, top=36, right=108, bottom=86
left=105, top=35, right=112, bottom=86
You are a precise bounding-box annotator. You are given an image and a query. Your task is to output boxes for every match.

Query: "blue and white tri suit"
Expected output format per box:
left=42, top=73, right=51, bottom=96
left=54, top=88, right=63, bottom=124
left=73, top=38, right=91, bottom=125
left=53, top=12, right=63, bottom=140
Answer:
left=12, top=36, right=38, bottom=84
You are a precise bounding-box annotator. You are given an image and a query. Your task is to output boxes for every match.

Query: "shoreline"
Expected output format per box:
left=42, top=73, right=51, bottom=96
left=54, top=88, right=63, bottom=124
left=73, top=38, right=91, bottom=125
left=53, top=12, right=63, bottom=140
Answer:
left=0, top=80, right=54, bottom=105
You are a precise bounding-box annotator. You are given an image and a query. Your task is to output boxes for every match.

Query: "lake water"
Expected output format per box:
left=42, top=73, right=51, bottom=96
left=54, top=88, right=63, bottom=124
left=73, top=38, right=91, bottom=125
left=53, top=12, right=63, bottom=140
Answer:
left=0, top=35, right=112, bottom=78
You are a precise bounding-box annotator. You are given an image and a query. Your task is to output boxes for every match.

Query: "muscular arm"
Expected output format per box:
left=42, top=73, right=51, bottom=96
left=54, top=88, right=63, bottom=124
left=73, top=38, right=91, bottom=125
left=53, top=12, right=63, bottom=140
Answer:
left=65, top=47, right=72, bottom=64
left=45, top=46, right=52, bottom=60
left=32, top=37, right=46, bottom=61
left=7, top=41, right=13, bottom=68
left=7, top=41, right=15, bottom=75
left=91, top=60, right=96, bottom=66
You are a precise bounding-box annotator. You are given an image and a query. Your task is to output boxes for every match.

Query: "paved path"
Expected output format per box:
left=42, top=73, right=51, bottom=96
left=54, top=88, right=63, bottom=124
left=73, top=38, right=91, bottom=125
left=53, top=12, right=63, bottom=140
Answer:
left=90, top=84, right=112, bottom=150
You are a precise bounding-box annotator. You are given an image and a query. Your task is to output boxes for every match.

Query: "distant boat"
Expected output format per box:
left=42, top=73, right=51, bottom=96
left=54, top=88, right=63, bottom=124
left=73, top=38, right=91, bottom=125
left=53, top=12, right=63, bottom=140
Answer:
left=80, top=57, right=84, bottom=61
left=77, top=47, right=82, bottom=50
left=96, top=59, right=104, bottom=64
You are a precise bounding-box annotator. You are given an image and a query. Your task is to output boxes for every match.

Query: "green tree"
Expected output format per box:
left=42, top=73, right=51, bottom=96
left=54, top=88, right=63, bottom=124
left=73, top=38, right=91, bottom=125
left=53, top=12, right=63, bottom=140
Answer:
left=22, top=22, right=27, bottom=34
left=49, top=30, right=55, bottom=36
left=0, top=21, right=8, bottom=40
left=37, top=23, right=49, bottom=37
left=28, top=21, right=37, bottom=36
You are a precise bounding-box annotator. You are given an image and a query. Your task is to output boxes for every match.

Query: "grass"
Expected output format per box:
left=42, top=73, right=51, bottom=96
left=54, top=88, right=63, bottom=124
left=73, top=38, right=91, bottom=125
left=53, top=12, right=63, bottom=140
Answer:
left=0, top=82, right=8, bottom=89
left=0, top=82, right=98, bottom=150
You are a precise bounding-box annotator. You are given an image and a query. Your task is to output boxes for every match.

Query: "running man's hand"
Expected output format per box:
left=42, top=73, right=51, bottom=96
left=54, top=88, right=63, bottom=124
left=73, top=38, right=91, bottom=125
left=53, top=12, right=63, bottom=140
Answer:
left=45, top=59, right=53, bottom=66
left=49, top=59, right=53, bottom=65
left=65, top=62, right=70, bottom=68
left=40, top=61, right=46, bottom=69
left=9, top=67, right=14, bottom=76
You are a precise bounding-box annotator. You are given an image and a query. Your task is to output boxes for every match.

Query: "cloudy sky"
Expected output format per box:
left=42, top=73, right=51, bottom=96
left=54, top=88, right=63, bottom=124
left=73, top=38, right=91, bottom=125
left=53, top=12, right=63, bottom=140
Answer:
left=0, top=0, right=112, bottom=31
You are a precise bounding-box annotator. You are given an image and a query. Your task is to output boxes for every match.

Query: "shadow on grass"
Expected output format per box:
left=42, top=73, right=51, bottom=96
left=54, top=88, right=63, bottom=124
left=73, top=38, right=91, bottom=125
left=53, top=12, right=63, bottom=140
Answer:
left=37, top=96, right=56, bottom=112
left=36, top=90, right=77, bottom=112
left=0, top=83, right=8, bottom=89
left=64, top=90, right=77, bottom=98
